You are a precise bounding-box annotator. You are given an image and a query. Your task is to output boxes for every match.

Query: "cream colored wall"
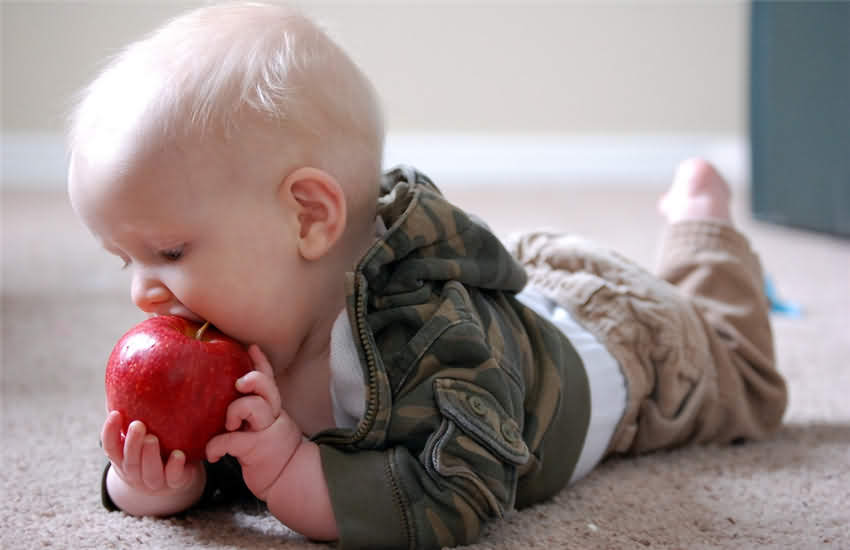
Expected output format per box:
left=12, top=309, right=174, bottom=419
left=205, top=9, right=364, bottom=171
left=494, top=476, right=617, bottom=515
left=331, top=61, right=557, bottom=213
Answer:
left=1, top=1, right=748, bottom=136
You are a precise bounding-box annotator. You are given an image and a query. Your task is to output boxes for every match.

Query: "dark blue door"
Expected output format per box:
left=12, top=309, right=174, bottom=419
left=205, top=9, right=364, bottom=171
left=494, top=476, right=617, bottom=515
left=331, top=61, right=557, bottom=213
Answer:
left=750, top=1, right=850, bottom=237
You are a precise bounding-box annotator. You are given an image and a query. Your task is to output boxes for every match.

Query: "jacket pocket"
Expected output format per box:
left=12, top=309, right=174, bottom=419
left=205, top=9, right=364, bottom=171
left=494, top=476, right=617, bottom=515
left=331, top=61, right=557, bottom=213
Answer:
left=433, top=378, right=529, bottom=466
left=423, top=378, right=530, bottom=518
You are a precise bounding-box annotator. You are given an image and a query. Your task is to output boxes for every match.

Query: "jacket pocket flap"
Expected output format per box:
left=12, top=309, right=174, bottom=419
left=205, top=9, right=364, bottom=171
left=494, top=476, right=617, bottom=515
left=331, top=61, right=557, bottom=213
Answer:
left=434, top=378, right=529, bottom=466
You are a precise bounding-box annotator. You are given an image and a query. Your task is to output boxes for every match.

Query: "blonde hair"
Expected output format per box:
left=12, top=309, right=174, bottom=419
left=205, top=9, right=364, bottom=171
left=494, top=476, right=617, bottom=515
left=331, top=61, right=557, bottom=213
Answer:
left=69, top=2, right=384, bottom=210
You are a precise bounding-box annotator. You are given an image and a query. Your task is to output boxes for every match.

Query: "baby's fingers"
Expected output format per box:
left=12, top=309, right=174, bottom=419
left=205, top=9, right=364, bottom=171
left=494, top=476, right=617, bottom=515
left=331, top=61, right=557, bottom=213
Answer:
left=140, top=435, right=165, bottom=491
left=164, top=451, right=195, bottom=489
left=235, top=370, right=281, bottom=418
left=119, top=420, right=147, bottom=485
left=101, top=411, right=125, bottom=463
left=206, top=430, right=257, bottom=464
left=248, top=345, right=274, bottom=379
left=225, top=395, right=276, bottom=431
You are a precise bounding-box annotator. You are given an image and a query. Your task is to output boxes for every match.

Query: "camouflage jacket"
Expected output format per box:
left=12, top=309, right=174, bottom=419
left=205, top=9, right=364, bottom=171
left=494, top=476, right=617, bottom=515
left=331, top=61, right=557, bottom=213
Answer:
left=313, top=167, right=591, bottom=549
left=101, top=167, right=592, bottom=549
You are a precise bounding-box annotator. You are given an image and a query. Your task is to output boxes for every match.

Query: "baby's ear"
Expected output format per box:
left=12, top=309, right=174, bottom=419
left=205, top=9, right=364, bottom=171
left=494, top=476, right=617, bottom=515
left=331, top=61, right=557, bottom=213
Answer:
left=279, top=167, right=347, bottom=261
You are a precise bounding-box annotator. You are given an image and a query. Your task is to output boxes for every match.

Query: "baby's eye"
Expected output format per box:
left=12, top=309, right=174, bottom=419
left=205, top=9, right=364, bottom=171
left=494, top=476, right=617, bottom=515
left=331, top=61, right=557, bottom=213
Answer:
left=114, top=253, right=131, bottom=270
left=159, top=246, right=184, bottom=262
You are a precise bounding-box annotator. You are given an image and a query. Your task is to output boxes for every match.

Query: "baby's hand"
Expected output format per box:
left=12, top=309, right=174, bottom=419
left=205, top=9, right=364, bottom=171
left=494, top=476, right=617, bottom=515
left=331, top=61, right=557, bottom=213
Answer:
left=101, top=411, right=200, bottom=495
left=206, top=345, right=303, bottom=501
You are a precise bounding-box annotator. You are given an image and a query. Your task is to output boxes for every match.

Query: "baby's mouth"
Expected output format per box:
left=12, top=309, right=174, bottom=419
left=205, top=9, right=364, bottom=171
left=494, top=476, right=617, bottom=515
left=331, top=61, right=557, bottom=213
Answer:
left=150, top=307, right=204, bottom=324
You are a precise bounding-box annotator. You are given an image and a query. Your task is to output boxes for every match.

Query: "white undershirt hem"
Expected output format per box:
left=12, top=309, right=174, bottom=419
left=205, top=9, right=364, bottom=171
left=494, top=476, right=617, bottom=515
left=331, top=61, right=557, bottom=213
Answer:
left=515, top=288, right=626, bottom=484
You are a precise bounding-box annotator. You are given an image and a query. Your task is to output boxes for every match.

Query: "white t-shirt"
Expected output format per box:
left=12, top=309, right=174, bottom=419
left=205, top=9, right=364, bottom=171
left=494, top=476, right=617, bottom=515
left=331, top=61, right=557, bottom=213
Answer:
left=328, top=310, right=367, bottom=430
left=514, top=287, right=626, bottom=483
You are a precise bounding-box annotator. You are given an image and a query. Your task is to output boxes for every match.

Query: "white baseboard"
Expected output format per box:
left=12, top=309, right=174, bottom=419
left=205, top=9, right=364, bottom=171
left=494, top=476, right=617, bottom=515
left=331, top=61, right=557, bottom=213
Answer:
left=2, top=132, right=748, bottom=189
left=384, top=133, right=749, bottom=188
left=2, top=133, right=70, bottom=189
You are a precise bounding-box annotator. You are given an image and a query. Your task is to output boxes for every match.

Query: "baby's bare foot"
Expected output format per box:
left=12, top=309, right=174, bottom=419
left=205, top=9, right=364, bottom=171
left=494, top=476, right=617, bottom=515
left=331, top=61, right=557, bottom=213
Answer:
left=658, top=158, right=732, bottom=223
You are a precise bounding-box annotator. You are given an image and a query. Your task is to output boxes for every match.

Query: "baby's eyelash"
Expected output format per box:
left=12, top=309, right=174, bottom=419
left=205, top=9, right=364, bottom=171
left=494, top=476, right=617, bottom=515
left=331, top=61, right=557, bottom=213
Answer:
left=159, top=246, right=184, bottom=262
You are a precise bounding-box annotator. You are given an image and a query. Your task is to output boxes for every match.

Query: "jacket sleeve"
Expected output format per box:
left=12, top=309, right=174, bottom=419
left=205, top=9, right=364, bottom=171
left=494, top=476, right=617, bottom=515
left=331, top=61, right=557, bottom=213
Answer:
left=319, top=359, right=530, bottom=550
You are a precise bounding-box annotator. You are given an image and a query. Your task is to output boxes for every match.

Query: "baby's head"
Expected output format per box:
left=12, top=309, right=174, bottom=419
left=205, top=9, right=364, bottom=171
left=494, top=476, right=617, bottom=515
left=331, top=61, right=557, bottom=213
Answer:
left=68, top=2, right=384, bottom=361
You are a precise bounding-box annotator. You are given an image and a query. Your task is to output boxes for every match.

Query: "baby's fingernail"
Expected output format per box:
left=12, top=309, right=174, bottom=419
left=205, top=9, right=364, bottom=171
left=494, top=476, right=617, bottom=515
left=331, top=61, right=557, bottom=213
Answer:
left=171, top=450, right=185, bottom=462
left=144, top=435, right=158, bottom=446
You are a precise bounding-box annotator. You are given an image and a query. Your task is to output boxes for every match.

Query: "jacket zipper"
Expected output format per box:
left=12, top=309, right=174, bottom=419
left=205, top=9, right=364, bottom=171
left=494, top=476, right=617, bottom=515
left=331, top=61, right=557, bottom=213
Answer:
left=351, top=273, right=379, bottom=442
left=313, top=272, right=379, bottom=446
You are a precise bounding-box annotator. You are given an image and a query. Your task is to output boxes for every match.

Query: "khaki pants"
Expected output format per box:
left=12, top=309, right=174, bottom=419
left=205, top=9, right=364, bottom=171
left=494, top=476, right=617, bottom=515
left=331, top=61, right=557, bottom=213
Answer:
left=509, top=220, right=788, bottom=455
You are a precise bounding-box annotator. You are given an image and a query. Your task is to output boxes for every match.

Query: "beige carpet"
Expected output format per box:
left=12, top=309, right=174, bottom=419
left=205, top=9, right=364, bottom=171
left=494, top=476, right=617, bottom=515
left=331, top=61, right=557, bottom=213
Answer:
left=3, top=183, right=849, bottom=549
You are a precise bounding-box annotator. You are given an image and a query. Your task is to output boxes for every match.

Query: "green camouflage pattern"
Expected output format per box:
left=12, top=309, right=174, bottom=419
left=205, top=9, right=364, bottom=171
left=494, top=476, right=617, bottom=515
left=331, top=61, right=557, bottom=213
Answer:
left=315, top=167, right=591, bottom=550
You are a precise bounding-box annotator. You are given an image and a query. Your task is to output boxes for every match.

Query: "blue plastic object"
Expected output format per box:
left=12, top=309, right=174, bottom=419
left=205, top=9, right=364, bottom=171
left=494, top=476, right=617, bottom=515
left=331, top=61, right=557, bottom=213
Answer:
left=764, top=275, right=802, bottom=318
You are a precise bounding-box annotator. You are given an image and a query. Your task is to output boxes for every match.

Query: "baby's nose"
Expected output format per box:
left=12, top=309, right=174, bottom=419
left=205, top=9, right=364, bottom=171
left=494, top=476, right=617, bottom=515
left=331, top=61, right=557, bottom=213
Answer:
left=131, top=275, right=175, bottom=314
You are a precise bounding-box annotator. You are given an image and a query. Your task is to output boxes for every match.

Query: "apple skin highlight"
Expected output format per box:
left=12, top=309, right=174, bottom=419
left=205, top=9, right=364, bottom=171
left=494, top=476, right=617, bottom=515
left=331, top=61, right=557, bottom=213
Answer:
left=105, top=315, right=253, bottom=462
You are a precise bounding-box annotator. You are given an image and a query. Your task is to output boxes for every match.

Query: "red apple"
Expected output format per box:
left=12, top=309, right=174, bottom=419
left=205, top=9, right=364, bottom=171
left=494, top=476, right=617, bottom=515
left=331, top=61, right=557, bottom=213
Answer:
left=105, top=315, right=253, bottom=462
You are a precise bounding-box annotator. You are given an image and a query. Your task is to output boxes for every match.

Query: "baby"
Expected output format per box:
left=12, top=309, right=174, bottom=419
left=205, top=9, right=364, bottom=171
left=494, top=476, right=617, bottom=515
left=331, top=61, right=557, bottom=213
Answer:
left=67, top=3, right=788, bottom=549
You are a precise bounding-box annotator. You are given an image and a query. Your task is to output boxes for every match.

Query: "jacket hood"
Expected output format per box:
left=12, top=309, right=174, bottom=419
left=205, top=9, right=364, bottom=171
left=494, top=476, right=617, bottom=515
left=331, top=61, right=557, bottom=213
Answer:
left=356, top=166, right=528, bottom=297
